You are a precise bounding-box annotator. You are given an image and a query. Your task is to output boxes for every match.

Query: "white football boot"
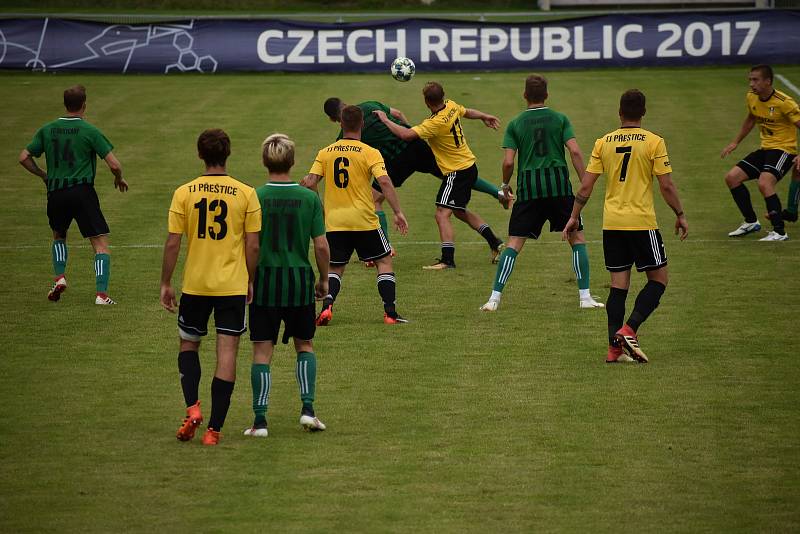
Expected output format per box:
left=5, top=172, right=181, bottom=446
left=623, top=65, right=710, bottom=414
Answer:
left=300, top=414, right=326, bottom=432
left=728, top=220, right=761, bottom=237
left=480, top=299, right=499, bottom=312
left=759, top=231, right=788, bottom=241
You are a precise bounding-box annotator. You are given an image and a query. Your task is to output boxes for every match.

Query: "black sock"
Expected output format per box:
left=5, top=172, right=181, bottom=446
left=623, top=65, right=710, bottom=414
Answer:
left=377, top=271, right=397, bottom=316
left=178, top=351, right=201, bottom=407
left=324, top=273, right=341, bottom=308
left=208, top=377, right=235, bottom=431
left=441, top=242, right=455, bottom=264
left=606, top=287, right=628, bottom=345
left=765, top=194, right=785, bottom=234
left=478, top=224, right=502, bottom=249
left=730, top=184, right=757, bottom=223
left=627, top=280, right=666, bottom=332
left=302, top=404, right=315, bottom=417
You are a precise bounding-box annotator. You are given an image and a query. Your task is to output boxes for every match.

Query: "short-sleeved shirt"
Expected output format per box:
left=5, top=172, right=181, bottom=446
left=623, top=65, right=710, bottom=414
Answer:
left=309, top=138, right=384, bottom=232
left=254, top=181, right=325, bottom=308
left=26, top=117, right=113, bottom=192
left=503, top=106, right=575, bottom=201
left=746, top=90, right=800, bottom=153
left=411, top=99, right=476, bottom=175
left=337, top=101, right=409, bottom=164
left=168, top=174, right=262, bottom=296
left=586, top=127, right=672, bottom=231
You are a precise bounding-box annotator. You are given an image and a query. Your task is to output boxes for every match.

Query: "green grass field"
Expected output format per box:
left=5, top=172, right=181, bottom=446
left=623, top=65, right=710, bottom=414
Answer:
left=1, top=66, right=799, bottom=532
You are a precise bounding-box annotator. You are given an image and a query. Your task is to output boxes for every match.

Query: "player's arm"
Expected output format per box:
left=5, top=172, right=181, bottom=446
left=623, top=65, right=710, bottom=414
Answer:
left=656, top=173, right=688, bottom=241
left=244, top=231, right=260, bottom=305
left=375, top=174, right=408, bottom=235
left=301, top=173, right=322, bottom=192
left=565, top=138, right=586, bottom=177
left=18, top=149, right=47, bottom=185
left=373, top=110, right=419, bottom=141
left=501, top=148, right=516, bottom=195
left=160, top=232, right=183, bottom=312
left=389, top=107, right=410, bottom=125
left=464, top=108, right=500, bottom=130
left=104, top=152, right=128, bottom=192
left=312, top=235, right=330, bottom=300
left=561, top=171, right=601, bottom=240
left=721, top=114, right=756, bottom=158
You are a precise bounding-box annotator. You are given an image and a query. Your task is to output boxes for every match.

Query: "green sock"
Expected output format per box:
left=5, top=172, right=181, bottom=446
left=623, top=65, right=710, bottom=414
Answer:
left=787, top=180, right=800, bottom=214
left=251, top=363, right=270, bottom=426
left=296, top=351, right=317, bottom=409
left=492, top=247, right=518, bottom=292
left=94, top=253, right=110, bottom=293
left=473, top=177, right=500, bottom=199
left=376, top=210, right=392, bottom=247
left=52, top=239, right=67, bottom=276
left=571, top=243, right=591, bottom=290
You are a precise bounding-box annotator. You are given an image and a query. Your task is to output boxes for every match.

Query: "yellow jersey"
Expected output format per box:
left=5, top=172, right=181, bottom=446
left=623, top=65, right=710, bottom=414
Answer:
left=411, top=99, right=476, bottom=174
left=168, top=174, right=262, bottom=296
left=586, top=127, right=672, bottom=231
left=309, top=138, right=383, bottom=232
left=746, top=90, right=800, bottom=153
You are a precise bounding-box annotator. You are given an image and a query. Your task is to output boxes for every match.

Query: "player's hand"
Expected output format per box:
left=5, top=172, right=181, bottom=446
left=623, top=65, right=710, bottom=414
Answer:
left=160, top=284, right=177, bottom=313
left=373, top=110, right=388, bottom=122
left=315, top=279, right=329, bottom=300
left=794, top=155, right=800, bottom=171
left=482, top=115, right=500, bottom=130
left=720, top=142, right=738, bottom=158
left=394, top=212, right=409, bottom=236
left=115, top=177, right=129, bottom=192
left=675, top=214, right=688, bottom=241
left=246, top=281, right=254, bottom=305
left=561, top=217, right=579, bottom=240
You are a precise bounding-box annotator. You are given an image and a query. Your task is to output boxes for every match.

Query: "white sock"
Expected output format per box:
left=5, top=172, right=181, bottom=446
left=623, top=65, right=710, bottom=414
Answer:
left=490, top=290, right=502, bottom=302
left=579, top=289, right=591, bottom=300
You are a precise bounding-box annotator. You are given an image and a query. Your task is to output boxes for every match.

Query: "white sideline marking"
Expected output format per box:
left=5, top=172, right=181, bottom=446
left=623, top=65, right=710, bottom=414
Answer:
left=776, top=74, right=800, bottom=99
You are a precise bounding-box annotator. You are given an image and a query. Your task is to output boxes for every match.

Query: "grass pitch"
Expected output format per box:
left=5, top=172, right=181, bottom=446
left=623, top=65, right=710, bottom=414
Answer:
left=1, top=66, right=799, bottom=532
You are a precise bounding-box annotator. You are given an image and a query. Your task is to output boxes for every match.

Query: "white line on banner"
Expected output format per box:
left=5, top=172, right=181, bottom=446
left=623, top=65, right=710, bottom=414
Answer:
left=776, top=74, right=800, bottom=98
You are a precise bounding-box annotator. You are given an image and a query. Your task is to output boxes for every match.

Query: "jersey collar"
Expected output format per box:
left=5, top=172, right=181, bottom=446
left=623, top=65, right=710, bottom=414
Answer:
left=759, top=90, right=776, bottom=102
left=59, top=117, right=83, bottom=121
left=267, top=182, right=299, bottom=187
left=525, top=106, right=549, bottom=111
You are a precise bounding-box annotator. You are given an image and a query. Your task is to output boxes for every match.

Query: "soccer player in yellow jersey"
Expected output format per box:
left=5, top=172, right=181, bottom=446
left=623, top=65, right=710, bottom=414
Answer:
left=374, top=81, right=503, bottom=269
left=564, top=90, right=688, bottom=364
left=721, top=64, right=800, bottom=241
left=304, top=105, right=410, bottom=325
left=160, top=129, right=261, bottom=445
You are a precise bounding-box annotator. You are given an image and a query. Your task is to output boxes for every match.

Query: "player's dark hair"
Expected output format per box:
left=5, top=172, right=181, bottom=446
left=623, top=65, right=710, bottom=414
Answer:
left=262, top=133, right=295, bottom=174
left=423, top=82, right=445, bottom=106
left=324, top=97, right=343, bottom=121
left=340, top=105, right=363, bottom=132
left=197, top=129, right=231, bottom=167
left=63, top=85, right=87, bottom=112
left=750, top=64, right=773, bottom=83
left=524, top=74, right=548, bottom=103
left=619, top=89, right=646, bottom=121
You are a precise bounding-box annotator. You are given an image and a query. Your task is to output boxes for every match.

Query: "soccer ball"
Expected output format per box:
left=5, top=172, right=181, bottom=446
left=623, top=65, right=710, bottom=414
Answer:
left=390, top=57, right=415, bottom=82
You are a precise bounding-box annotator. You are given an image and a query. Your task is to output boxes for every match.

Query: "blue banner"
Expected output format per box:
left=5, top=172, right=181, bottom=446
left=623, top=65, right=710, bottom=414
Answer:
left=0, top=11, right=797, bottom=73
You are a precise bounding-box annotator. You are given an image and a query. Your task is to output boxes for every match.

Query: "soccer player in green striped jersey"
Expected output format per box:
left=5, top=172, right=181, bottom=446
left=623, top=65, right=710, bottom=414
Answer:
left=19, top=85, right=127, bottom=304
left=481, top=75, right=603, bottom=311
left=244, top=133, right=331, bottom=437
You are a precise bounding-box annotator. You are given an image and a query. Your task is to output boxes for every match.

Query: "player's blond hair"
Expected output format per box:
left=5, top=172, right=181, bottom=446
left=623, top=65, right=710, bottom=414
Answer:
left=261, top=133, right=295, bottom=174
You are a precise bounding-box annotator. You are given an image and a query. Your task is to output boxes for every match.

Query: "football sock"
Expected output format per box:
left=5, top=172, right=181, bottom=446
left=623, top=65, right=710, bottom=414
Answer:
left=377, top=271, right=397, bottom=316
left=626, top=280, right=666, bottom=332
left=606, top=287, right=628, bottom=345
left=323, top=273, right=341, bottom=308
left=477, top=224, right=503, bottom=249
left=52, top=239, right=67, bottom=276
left=730, top=184, right=757, bottom=223
left=441, top=242, right=455, bottom=264
left=177, top=350, right=201, bottom=407
left=473, top=177, right=500, bottom=199
left=571, top=243, right=591, bottom=291
left=376, top=211, right=391, bottom=246
left=492, top=247, right=518, bottom=292
left=250, top=363, right=270, bottom=427
left=94, top=253, right=110, bottom=293
left=208, top=377, right=235, bottom=431
left=764, top=194, right=785, bottom=234
left=296, top=351, right=317, bottom=409
left=787, top=180, right=800, bottom=214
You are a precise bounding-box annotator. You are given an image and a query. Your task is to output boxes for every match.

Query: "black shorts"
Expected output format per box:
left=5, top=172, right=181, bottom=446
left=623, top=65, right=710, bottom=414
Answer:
left=603, top=230, right=668, bottom=272
left=736, top=149, right=796, bottom=181
left=46, top=184, right=110, bottom=238
left=508, top=196, right=583, bottom=239
left=372, top=139, right=443, bottom=193
left=327, top=229, right=391, bottom=265
left=436, top=164, right=478, bottom=211
left=249, top=303, right=316, bottom=344
left=178, top=294, right=247, bottom=338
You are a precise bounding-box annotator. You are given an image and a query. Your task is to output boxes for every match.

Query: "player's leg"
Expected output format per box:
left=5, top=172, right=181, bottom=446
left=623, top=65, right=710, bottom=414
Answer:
left=244, top=304, right=277, bottom=437
left=782, top=163, right=800, bottom=222
left=317, top=232, right=350, bottom=325
left=473, top=176, right=511, bottom=208
left=567, top=230, right=603, bottom=309
left=89, top=235, right=114, bottom=304
left=725, top=152, right=761, bottom=236
left=77, top=185, right=114, bottom=303
left=757, top=151, right=793, bottom=240
left=452, top=209, right=504, bottom=262
left=175, top=294, right=211, bottom=441
left=603, top=230, right=635, bottom=363
left=481, top=236, right=525, bottom=311
left=295, top=336, right=325, bottom=431
left=426, top=205, right=456, bottom=269
left=371, top=182, right=391, bottom=254
left=374, top=255, right=407, bottom=323
left=46, top=190, right=71, bottom=301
